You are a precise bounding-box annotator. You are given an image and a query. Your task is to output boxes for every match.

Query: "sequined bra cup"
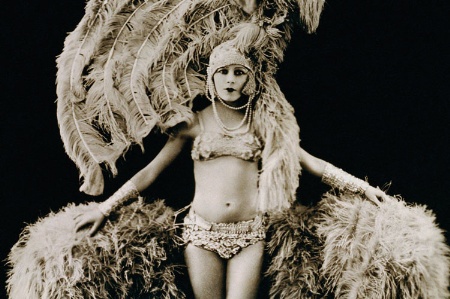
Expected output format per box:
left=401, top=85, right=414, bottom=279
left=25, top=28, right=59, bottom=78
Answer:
left=191, top=114, right=262, bottom=162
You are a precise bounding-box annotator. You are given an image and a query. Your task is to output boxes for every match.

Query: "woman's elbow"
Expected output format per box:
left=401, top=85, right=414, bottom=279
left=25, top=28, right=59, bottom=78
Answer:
left=300, top=149, right=326, bottom=177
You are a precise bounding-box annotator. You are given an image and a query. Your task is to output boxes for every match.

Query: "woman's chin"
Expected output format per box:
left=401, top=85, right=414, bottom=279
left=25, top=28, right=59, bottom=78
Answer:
left=217, top=94, right=240, bottom=103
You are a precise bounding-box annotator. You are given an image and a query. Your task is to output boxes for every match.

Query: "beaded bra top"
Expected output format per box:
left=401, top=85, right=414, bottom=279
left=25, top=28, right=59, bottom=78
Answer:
left=191, top=114, right=262, bottom=162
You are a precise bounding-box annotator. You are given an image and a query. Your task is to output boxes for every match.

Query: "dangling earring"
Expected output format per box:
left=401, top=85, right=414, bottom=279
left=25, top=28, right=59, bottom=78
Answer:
left=241, top=73, right=256, bottom=96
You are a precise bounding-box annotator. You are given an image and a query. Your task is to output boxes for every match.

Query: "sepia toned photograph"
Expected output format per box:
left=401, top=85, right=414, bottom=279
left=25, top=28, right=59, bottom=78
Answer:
left=1, top=0, right=449, bottom=298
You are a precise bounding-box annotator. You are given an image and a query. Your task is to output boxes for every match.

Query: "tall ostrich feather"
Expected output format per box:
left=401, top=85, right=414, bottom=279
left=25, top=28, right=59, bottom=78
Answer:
left=126, top=0, right=183, bottom=127
left=84, top=0, right=160, bottom=150
left=297, top=0, right=325, bottom=33
left=56, top=0, right=138, bottom=195
left=56, top=98, right=126, bottom=195
left=56, top=0, right=132, bottom=102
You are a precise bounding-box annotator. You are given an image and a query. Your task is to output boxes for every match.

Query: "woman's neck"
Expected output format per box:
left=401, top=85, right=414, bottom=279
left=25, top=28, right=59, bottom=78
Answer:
left=216, top=95, right=249, bottom=110
left=211, top=98, right=253, bottom=134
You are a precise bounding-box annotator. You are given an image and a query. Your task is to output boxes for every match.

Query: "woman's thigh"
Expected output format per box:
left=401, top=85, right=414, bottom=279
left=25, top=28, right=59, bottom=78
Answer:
left=226, top=241, right=265, bottom=299
left=184, top=244, right=226, bottom=299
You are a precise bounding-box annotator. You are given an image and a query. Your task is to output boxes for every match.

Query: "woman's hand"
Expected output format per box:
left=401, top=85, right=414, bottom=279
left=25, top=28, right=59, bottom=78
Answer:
left=74, top=206, right=105, bottom=236
left=364, top=186, right=389, bottom=206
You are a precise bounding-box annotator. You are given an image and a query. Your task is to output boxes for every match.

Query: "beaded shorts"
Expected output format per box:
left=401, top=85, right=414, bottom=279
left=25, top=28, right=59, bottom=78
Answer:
left=182, top=210, right=266, bottom=259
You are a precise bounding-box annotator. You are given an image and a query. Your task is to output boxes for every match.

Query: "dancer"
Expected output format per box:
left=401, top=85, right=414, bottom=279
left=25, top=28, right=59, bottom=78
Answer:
left=74, top=41, right=386, bottom=298
left=6, top=0, right=449, bottom=298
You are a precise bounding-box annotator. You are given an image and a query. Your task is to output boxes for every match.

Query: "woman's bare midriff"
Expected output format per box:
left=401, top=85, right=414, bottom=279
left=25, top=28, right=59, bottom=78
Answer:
left=191, top=156, right=259, bottom=223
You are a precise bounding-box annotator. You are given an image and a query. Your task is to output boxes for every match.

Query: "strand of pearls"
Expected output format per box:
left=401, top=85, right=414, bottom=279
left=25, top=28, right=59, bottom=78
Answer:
left=212, top=96, right=253, bottom=134
left=217, top=95, right=249, bottom=110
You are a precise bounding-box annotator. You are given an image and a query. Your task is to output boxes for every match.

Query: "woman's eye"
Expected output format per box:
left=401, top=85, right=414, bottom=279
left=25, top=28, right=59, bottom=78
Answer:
left=235, top=70, right=246, bottom=76
left=218, top=69, right=228, bottom=74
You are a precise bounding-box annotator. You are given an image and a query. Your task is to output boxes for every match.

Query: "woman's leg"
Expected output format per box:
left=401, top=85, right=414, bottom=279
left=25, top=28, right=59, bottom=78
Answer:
left=225, top=241, right=265, bottom=299
left=184, top=243, right=226, bottom=299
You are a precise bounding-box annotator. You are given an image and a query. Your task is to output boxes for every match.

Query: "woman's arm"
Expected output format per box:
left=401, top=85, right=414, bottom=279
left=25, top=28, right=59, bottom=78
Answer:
left=299, top=147, right=327, bottom=177
left=130, top=135, right=188, bottom=191
left=97, top=135, right=188, bottom=216
left=74, top=134, right=188, bottom=235
left=300, top=147, right=387, bottom=204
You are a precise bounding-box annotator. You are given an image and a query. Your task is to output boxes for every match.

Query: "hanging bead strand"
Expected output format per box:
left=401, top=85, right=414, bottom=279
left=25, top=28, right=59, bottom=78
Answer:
left=212, top=96, right=253, bottom=134
left=217, top=95, right=249, bottom=110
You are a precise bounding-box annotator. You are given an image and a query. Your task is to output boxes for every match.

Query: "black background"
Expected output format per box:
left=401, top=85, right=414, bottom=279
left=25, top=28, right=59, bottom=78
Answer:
left=1, top=0, right=449, bottom=297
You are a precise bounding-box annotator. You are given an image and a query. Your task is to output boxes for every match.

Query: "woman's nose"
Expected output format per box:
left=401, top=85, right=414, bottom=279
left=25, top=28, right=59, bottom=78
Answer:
left=226, top=73, right=235, bottom=83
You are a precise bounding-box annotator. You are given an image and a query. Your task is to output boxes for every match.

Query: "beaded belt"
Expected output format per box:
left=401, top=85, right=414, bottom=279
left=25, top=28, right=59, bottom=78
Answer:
left=184, top=209, right=265, bottom=233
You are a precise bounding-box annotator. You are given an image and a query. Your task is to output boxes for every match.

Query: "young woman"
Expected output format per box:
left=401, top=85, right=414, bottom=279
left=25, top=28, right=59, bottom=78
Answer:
left=5, top=0, right=449, bottom=296
left=73, top=42, right=387, bottom=299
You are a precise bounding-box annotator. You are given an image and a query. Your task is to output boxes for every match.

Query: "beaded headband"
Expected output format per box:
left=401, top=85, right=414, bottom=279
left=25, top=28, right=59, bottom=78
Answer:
left=206, top=42, right=256, bottom=99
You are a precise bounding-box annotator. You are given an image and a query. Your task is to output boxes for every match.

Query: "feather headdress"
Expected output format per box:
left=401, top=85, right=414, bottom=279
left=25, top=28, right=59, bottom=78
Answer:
left=56, top=0, right=325, bottom=211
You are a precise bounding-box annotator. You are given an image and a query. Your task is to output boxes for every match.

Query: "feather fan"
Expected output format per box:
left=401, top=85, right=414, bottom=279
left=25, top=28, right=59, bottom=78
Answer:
left=56, top=0, right=132, bottom=102
left=6, top=200, right=184, bottom=299
left=266, top=203, right=324, bottom=298
left=315, top=192, right=450, bottom=299
left=56, top=0, right=325, bottom=199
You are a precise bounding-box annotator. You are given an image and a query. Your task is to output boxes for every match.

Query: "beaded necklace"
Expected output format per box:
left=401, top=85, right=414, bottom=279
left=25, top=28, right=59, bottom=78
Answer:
left=216, top=95, right=250, bottom=110
left=211, top=96, right=253, bottom=134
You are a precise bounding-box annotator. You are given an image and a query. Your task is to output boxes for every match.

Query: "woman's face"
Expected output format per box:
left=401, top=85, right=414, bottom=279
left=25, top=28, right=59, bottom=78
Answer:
left=213, top=64, right=249, bottom=103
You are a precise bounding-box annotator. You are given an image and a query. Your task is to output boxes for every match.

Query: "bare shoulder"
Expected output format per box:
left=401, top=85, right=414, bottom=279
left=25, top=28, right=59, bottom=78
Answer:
left=172, top=113, right=201, bottom=139
left=196, top=106, right=214, bottom=125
